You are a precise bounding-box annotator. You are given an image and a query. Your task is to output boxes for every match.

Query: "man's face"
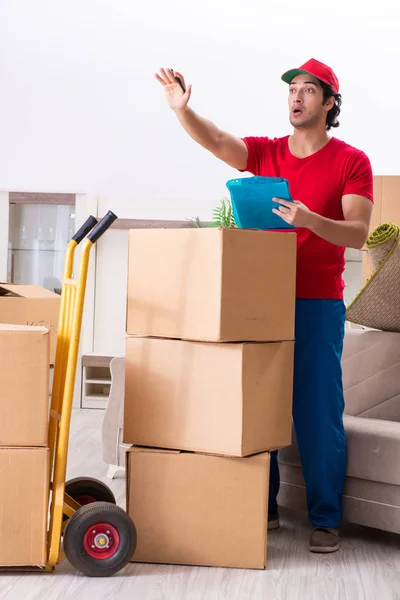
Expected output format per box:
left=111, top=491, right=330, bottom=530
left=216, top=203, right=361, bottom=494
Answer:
left=288, top=74, right=333, bottom=130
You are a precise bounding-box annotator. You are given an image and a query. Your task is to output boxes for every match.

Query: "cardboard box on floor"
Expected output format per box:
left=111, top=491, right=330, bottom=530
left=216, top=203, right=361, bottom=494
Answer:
left=0, top=284, right=60, bottom=364
left=126, top=228, right=296, bottom=342
left=0, top=324, right=49, bottom=446
left=124, top=336, right=294, bottom=456
left=127, top=447, right=270, bottom=570
left=0, top=447, right=49, bottom=567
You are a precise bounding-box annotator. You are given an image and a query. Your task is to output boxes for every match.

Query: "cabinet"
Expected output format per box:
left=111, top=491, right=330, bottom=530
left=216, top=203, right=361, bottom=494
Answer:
left=7, top=202, right=76, bottom=291
left=81, top=354, right=115, bottom=409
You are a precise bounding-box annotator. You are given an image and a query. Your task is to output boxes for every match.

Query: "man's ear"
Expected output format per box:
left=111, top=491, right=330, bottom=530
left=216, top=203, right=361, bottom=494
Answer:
left=325, top=96, right=335, bottom=111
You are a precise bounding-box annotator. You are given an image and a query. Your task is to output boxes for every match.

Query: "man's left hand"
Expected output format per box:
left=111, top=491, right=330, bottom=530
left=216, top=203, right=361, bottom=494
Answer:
left=272, top=198, right=317, bottom=229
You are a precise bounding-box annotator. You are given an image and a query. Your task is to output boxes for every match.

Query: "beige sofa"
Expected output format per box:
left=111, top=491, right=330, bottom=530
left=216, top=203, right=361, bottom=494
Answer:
left=102, top=328, right=400, bottom=534
left=278, top=327, right=400, bottom=534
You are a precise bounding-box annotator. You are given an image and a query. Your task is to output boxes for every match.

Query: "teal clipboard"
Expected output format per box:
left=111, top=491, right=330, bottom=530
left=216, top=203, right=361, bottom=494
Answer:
left=226, top=176, right=296, bottom=230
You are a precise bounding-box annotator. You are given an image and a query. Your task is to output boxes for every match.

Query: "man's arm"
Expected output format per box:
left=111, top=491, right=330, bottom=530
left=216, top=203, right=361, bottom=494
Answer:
left=175, top=107, right=248, bottom=170
left=155, top=68, right=248, bottom=170
left=307, top=151, right=374, bottom=249
left=272, top=194, right=373, bottom=249
left=308, top=194, right=373, bottom=249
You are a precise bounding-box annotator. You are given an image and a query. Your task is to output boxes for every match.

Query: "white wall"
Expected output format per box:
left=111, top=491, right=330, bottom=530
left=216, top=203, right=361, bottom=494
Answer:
left=2, top=0, right=399, bottom=204
left=343, top=249, right=363, bottom=306
left=1, top=0, right=398, bottom=356
left=72, top=194, right=99, bottom=406
left=94, top=228, right=129, bottom=355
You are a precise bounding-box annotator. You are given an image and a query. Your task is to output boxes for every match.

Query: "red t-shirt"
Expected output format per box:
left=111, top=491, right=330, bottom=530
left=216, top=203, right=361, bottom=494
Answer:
left=240, top=135, right=374, bottom=299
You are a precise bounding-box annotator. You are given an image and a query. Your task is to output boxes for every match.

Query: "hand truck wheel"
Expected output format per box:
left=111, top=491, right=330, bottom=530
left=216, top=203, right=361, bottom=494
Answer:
left=63, top=502, right=137, bottom=577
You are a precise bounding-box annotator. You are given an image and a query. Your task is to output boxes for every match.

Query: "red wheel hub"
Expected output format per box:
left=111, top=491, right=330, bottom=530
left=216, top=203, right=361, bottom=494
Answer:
left=75, top=495, right=97, bottom=506
left=83, top=523, right=120, bottom=560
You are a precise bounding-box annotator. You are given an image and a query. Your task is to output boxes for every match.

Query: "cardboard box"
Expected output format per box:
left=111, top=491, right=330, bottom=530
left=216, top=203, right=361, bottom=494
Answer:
left=360, top=176, right=400, bottom=282
left=0, top=284, right=60, bottom=364
left=124, top=336, right=294, bottom=456
left=127, top=447, right=270, bottom=569
left=378, top=176, right=400, bottom=227
left=0, top=447, right=49, bottom=567
left=126, top=228, right=296, bottom=342
left=362, top=176, right=400, bottom=250
left=0, top=324, right=49, bottom=446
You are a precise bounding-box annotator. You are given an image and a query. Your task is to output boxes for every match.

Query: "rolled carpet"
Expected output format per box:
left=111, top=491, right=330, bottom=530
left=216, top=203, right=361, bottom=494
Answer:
left=346, top=223, right=400, bottom=332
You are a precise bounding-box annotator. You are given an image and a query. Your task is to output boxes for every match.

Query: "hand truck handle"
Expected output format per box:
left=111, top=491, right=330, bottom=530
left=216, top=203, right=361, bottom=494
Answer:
left=87, top=210, right=118, bottom=243
left=72, top=215, right=98, bottom=244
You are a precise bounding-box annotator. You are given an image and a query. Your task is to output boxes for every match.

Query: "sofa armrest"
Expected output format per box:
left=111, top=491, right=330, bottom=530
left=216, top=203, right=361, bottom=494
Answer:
left=344, top=414, right=400, bottom=486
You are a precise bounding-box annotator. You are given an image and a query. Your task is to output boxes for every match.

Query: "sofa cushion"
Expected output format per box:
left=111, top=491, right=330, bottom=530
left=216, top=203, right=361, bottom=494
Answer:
left=278, top=464, right=400, bottom=534
left=342, top=329, right=400, bottom=421
left=344, top=415, right=400, bottom=485
left=278, top=414, right=400, bottom=487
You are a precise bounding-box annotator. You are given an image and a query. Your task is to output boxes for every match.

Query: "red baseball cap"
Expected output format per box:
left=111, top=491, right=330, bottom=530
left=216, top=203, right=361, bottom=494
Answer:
left=281, top=58, right=339, bottom=94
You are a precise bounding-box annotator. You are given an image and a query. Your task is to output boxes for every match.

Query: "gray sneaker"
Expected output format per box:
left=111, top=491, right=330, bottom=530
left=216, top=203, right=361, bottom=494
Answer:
left=268, top=511, right=280, bottom=530
left=309, top=527, right=339, bottom=553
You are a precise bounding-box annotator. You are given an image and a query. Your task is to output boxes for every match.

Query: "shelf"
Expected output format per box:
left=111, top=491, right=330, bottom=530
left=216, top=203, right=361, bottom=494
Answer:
left=85, top=394, right=109, bottom=402
left=82, top=354, right=114, bottom=368
left=81, top=354, right=116, bottom=409
left=83, top=395, right=109, bottom=410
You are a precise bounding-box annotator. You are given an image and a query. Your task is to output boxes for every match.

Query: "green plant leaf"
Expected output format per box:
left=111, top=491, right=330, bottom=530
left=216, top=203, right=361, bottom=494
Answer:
left=182, top=216, right=205, bottom=228
left=184, top=197, right=237, bottom=229
left=211, top=197, right=237, bottom=228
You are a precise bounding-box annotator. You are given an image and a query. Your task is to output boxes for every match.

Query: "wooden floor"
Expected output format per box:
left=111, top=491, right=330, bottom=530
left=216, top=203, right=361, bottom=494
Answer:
left=1, top=408, right=399, bottom=600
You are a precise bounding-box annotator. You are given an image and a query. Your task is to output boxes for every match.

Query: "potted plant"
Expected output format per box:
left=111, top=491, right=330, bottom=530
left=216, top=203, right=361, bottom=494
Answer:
left=183, top=198, right=237, bottom=228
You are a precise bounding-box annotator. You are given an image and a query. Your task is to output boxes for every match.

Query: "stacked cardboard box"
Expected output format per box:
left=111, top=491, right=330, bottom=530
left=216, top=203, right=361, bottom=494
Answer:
left=0, top=284, right=60, bottom=364
left=0, top=324, right=50, bottom=567
left=123, top=228, right=297, bottom=569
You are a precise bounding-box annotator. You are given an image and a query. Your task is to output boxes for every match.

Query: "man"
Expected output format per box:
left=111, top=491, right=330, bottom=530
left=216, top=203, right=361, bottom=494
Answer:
left=155, top=59, right=374, bottom=553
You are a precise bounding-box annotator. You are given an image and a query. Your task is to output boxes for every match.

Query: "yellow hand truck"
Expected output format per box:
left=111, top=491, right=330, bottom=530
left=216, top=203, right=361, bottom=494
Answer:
left=45, top=211, right=136, bottom=577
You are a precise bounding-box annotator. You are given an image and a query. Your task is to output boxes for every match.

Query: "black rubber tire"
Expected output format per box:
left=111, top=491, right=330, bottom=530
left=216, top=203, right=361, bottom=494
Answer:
left=63, top=477, right=116, bottom=522
left=63, top=502, right=137, bottom=577
left=65, top=477, right=116, bottom=505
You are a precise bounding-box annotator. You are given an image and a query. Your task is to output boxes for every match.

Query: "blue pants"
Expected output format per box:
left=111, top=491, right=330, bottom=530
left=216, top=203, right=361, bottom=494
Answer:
left=269, top=298, right=347, bottom=529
